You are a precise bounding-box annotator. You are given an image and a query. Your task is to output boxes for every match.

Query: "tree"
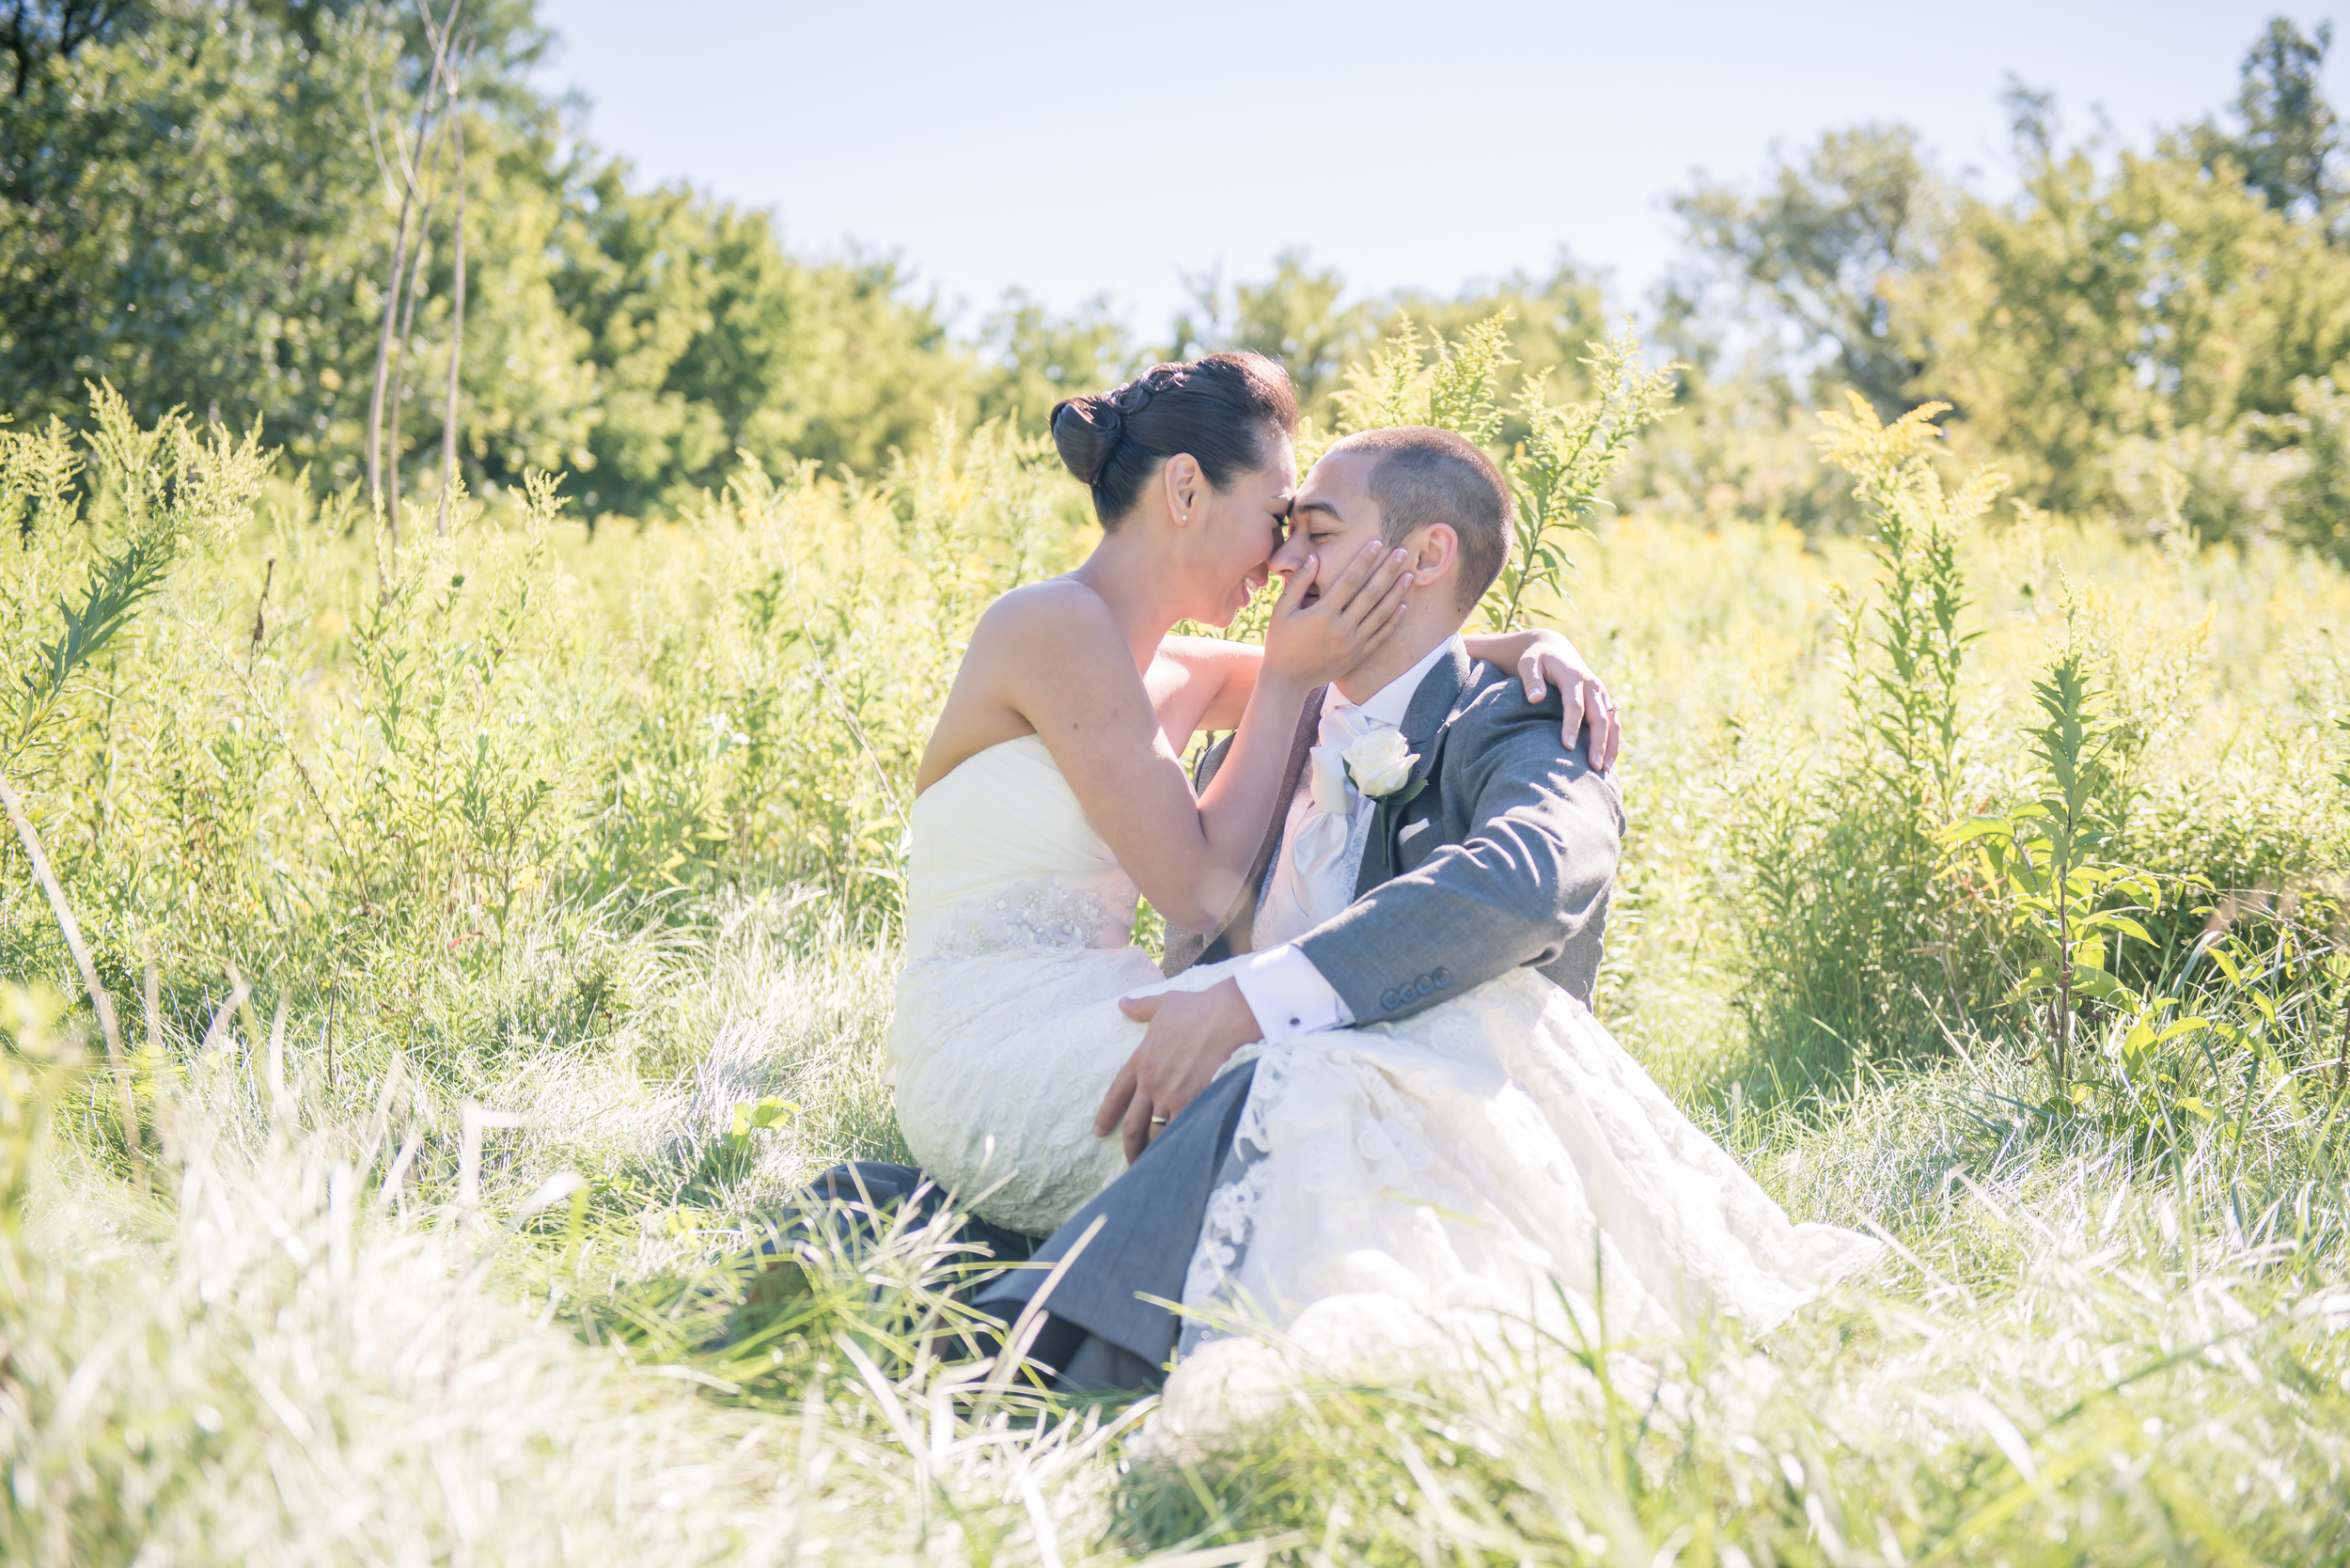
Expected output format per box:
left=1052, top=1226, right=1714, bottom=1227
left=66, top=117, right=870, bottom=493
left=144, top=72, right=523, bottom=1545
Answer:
left=1165, top=249, right=1376, bottom=420
left=0, top=0, right=584, bottom=499
left=975, top=290, right=1136, bottom=430
left=0, top=0, right=140, bottom=98
left=2191, top=16, right=2343, bottom=230
left=0, top=0, right=988, bottom=525
left=0, top=4, right=394, bottom=449
left=1163, top=251, right=1612, bottom=446
left=1924, top=141, right=2350, bottom=515
left=1672, top=125, right=1952, bottom=417
left=550, top=169, right=974, bottom=519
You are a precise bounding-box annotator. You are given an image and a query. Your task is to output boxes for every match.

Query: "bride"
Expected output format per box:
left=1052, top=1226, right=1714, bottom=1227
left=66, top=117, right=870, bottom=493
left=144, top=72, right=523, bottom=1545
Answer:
left=886, top=350, right=1875, bottom=1390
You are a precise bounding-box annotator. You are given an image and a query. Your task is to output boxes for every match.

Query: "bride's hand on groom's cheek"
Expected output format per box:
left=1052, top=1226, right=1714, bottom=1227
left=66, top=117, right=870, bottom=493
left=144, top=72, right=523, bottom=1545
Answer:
left=1095, top=980, right=1264, bottom=1164
left=1261, top=541, right=1413, bottom=689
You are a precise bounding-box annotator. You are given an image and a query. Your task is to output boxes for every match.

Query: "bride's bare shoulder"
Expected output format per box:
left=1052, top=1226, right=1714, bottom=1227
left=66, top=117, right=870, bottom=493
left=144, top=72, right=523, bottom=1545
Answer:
left=966, top=577, right=1128, bottom=668
left=918, top=579, right=1138, bottom=793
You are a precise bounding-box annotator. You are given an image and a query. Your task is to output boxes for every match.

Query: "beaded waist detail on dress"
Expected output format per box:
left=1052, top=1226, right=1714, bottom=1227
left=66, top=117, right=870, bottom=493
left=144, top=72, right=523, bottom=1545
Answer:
left=910, top=873, right=1140, bottom=963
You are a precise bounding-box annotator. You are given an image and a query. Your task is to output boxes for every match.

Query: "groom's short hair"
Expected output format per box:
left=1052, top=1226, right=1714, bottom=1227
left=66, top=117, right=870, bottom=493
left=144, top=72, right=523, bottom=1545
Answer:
left=1327, top=427, right=1511, bottom=614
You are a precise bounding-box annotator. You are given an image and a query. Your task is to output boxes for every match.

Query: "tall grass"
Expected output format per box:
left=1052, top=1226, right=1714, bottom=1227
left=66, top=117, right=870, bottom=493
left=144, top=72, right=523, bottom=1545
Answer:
left=3, top=380, right=2348, bottom=1562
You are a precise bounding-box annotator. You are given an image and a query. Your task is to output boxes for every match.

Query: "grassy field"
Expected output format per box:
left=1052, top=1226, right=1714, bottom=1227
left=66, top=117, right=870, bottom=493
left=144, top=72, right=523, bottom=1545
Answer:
left=3, top=389, right=2349, bottom=1563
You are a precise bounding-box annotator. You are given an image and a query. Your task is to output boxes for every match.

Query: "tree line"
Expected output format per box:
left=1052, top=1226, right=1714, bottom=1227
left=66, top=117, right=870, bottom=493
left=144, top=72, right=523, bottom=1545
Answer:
left=4, top=4, right=2346, bottom=557
left=0, top=0, right=1000, bottom=523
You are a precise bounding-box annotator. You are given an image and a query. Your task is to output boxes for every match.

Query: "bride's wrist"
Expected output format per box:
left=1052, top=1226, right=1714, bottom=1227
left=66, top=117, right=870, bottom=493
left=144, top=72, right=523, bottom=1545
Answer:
left=1249, top=666, right=1313, bottom=708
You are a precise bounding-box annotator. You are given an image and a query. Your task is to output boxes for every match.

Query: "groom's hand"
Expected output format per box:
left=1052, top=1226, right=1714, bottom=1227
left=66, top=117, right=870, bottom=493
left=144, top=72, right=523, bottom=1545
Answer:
left=1095, top=980, right=1263, bottom=1164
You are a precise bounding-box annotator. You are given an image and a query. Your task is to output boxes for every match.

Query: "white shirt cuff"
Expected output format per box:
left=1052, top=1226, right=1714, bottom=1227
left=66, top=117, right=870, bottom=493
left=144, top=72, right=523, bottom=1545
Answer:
left=1230, top=944, right=1355, bottom=1043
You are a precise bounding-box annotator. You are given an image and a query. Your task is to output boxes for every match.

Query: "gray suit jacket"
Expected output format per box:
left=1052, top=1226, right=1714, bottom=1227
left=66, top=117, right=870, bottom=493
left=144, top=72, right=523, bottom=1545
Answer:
left=1163, top=641, right=1623, bottom=1015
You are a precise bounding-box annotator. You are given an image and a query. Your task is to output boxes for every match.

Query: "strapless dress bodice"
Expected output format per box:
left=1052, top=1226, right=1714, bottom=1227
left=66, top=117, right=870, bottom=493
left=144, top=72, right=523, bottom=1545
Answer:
left=902, top=734, right=1140, bottom=964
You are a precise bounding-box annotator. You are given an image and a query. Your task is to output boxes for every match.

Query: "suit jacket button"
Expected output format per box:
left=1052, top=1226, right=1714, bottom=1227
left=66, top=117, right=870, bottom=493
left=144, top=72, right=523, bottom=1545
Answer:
left=1434, top=967, right=1451, bottom=987
left=1380, top=989, right=1400, bottom=1011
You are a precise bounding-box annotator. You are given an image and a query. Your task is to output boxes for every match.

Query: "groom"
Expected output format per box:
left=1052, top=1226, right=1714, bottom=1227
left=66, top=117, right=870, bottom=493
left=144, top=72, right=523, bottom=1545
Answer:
left=975, top=424, right=1626, bottom=1389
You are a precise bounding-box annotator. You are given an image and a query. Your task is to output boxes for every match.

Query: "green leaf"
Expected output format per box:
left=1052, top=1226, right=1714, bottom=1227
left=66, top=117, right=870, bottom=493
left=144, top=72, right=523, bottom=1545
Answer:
left=10, top=535, right=173, bottom=758
left=1384, top=776, right=1432, bottom=810
left=2070, top=966, right=2138, bottom=1007
left=2085, top=914, right=2156, bottom=947
left=729, top=1095, right=800, bottom=1137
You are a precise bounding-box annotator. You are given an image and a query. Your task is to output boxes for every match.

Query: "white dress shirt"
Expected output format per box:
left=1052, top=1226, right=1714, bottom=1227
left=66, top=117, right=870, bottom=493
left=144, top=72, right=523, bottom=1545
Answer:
left=1230, top=635, right=1463, bottom=1043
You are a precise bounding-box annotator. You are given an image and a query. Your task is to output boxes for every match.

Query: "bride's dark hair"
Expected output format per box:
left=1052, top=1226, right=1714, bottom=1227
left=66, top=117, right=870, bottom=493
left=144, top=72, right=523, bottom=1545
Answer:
left=1050, top=352, right=1297, bottom=527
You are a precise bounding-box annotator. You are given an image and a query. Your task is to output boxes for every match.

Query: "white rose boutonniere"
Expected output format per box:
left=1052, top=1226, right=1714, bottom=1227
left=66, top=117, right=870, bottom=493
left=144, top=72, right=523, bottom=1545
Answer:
left=1341, top=727, right=1419, bottom=799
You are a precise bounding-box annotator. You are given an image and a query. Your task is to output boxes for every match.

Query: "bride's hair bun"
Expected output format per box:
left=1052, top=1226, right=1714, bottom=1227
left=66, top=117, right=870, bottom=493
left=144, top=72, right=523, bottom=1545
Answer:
left=1048, top=353, right=1298, bottom=529
left=1050, top=395, right=1124, bottom=487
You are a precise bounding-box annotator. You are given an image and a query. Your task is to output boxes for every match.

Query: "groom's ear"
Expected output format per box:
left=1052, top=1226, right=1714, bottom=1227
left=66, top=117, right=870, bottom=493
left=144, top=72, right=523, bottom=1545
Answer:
left=1408, top=522, right=1460, bottom=584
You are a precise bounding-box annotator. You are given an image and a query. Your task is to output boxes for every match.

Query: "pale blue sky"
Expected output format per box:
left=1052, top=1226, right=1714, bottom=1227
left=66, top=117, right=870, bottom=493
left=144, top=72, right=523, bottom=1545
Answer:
left=532, top=2, right=2346, bottom=337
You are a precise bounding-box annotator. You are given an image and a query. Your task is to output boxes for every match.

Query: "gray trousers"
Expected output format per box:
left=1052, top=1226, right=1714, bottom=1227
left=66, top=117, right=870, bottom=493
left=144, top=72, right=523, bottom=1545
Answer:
left=970, top=1061, right=1258, bottom=1393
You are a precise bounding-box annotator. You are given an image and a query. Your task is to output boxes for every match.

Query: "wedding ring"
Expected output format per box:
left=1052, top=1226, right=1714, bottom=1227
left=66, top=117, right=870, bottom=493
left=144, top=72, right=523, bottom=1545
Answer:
left=1149, top=1115, right=1168, bottom=1127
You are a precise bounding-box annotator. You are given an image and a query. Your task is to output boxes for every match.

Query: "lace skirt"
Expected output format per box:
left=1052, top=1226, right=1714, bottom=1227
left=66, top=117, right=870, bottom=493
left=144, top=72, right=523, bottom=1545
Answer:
left=1174, top=967, right=1885, bottom=1367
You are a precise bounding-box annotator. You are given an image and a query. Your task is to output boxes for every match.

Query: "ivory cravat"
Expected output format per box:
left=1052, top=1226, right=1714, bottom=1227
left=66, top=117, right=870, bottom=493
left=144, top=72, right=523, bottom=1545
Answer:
left=1255, top=699, right=1393, bottom=949
left=1295, top=702, right=1389, bottom=914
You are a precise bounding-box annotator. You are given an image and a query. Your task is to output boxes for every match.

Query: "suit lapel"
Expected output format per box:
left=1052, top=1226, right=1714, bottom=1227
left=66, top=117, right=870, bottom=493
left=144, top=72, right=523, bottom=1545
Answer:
left=1355, top=642, right=1478, bottom=899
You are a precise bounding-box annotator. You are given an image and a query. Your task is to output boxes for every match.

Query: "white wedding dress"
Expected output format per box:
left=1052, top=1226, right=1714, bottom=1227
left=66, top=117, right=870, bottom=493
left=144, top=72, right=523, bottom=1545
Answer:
left=889, top=734, right=1881, bottom=1379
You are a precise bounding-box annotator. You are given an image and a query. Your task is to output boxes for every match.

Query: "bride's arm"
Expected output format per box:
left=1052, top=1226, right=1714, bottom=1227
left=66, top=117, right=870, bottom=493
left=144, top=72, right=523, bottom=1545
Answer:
left=1156, top=623, right=1620, bottom=768
left=1146, top=635, right=1265, bottom=740
left=979, top=547, right=1409, bottom=933
left=1460, top=628, right=1621, bottom=771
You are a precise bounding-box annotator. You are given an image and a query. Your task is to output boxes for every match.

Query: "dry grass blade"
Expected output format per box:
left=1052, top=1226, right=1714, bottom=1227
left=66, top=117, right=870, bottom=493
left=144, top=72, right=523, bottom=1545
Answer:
left=0, top=771, right=142, bottom=1185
